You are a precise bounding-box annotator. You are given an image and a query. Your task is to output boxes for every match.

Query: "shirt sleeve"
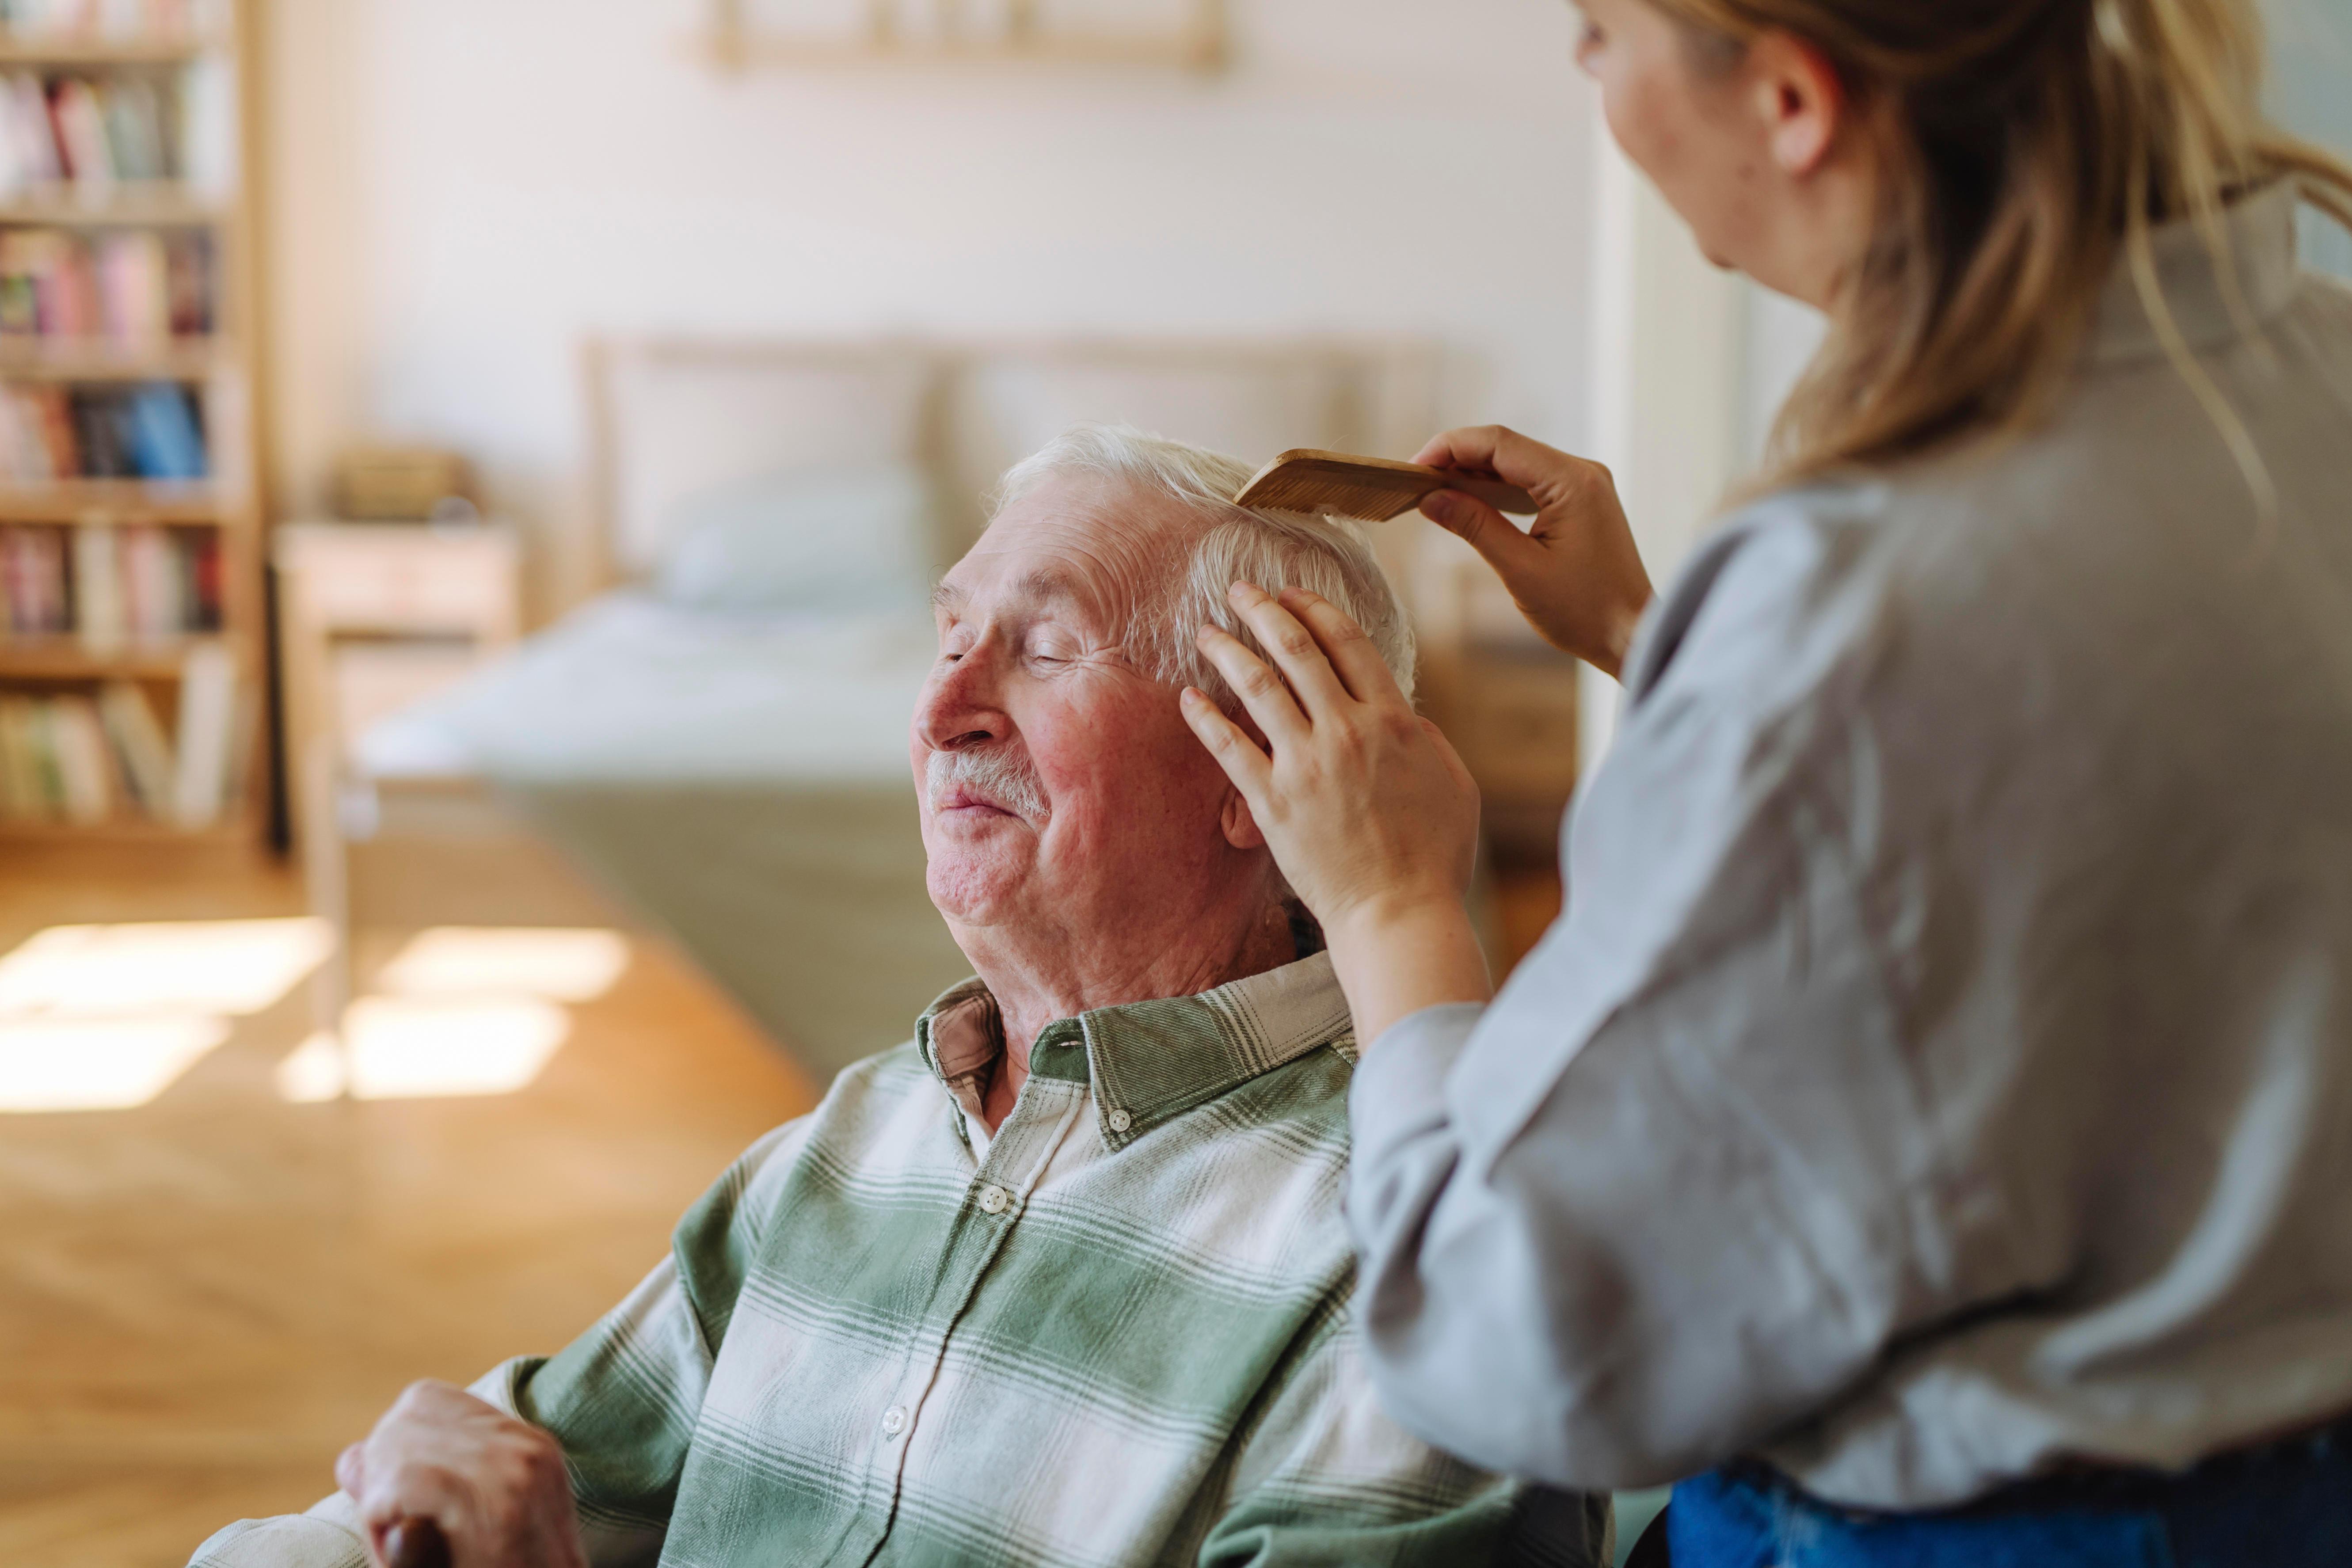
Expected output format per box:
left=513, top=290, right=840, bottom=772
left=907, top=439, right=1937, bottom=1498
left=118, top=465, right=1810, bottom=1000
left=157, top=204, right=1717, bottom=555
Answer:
left=186, top=1122, right=810, bottom=1568
left=1347, top=502, right=1989, bottom=1492
left=1198, top=1303, right=1613, bottom=1568
left=500, top=1119, right=809, bottom=1560
left=188, top=1500, right=368, bottom=1568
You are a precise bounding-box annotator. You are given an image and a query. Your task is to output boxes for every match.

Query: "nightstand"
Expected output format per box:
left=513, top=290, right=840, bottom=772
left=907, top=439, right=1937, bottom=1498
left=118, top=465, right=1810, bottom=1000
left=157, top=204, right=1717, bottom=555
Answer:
left=273, top=520, right=523, bottom=1052
left=274, top=521, right=523, bottom=781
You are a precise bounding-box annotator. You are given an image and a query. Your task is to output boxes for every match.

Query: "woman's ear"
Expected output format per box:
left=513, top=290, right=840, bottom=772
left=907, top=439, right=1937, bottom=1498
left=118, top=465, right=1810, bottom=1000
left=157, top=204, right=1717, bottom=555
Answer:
left=1221, top=785, right=1267, bottom=851
left=1748, top=30, right=1846, bottom=176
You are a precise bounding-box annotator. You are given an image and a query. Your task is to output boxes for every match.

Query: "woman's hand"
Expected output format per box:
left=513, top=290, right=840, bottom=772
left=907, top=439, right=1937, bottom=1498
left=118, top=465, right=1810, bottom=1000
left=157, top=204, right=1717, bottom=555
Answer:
left=1414, top=426, right=1656, bottom=680
left=1180, top=583, right=1492, bottom=1047
left=337, top=1380, right=587, bottom=1568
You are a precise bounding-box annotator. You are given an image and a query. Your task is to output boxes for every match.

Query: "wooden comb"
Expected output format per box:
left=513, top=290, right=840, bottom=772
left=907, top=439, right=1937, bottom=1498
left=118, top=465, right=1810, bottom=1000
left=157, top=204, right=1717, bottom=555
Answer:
left=1234, top=449, right=1537, bottom=522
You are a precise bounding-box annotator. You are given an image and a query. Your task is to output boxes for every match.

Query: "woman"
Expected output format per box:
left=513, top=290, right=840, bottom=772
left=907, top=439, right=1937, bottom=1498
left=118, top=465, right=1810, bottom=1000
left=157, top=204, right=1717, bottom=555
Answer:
left=1178, top=0, right=2352, bottom=1560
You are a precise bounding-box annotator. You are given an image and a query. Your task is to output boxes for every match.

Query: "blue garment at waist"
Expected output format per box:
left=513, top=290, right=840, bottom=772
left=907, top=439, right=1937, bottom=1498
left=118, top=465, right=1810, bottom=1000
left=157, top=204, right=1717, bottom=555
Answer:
left=1667, top=1414, right=2352, bottom=1567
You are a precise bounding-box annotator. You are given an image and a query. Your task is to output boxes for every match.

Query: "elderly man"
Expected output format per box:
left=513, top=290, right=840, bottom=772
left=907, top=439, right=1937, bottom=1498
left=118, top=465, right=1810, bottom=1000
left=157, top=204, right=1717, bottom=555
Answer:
left=193, top=427, right=1611, bottom=1568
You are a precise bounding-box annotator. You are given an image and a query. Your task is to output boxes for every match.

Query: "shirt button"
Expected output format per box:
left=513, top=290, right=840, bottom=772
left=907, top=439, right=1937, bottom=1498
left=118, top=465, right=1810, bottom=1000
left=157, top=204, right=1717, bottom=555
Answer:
left=881, top=1405, right=907, bottom=1437
left=978, top=1184, right=1010, bottom=1214
left=1106, top=1108, right=1132, bottom=1133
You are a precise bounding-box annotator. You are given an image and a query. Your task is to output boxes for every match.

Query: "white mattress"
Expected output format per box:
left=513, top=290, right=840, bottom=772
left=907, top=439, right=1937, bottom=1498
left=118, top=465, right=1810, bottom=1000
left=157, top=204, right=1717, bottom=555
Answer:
left=355, top=591, right=935, bottom=785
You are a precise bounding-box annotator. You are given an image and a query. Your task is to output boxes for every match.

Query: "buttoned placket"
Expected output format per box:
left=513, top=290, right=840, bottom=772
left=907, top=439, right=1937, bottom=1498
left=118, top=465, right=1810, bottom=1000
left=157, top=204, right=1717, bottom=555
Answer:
left=848, top=1061, right=1090, bottom=1564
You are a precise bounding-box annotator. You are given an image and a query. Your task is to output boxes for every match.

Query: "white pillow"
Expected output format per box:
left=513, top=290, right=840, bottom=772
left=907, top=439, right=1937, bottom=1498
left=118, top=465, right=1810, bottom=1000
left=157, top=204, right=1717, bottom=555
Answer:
left=603, top=350, right=936, bottom=577
left=653, top=464, right=939, bottom=616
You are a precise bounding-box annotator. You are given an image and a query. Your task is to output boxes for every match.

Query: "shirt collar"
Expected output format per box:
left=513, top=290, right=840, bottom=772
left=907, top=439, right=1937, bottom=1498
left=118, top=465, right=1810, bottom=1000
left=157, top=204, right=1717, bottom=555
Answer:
left=2089, top=180, right=2305, bottom=365
left=914, top=951, right=1352, bottom=1151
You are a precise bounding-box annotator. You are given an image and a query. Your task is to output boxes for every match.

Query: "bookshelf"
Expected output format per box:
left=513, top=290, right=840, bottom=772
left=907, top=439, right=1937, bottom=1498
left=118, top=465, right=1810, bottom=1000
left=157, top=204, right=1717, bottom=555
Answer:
left=0, top=0, right=264, bottom=842
left=0, top=36, right=214, bottom=66
left=703, top=0, right=1230, bottom=74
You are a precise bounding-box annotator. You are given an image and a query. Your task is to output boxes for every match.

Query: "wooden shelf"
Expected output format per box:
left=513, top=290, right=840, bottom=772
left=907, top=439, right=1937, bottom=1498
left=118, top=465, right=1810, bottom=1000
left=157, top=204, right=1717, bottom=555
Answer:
left=0, top=817, right=246, bottom=843
left=699, top=0, right=1229, bottom=74
left=0, top=33, right=223, bottom=66
left=0, top=481, right=232, bottom=523
left=0, top=338, right=226, bottom=381
left=704, top=33, right=1226, bottom=70
left=0, top=183, right=228, bottom=227
left=0, top=635, right=225, bottom=678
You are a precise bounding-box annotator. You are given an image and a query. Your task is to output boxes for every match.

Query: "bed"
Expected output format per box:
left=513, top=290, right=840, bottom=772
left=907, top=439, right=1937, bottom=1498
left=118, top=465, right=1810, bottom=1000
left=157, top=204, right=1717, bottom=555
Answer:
left=326, top=337, right=1443, bottom=1080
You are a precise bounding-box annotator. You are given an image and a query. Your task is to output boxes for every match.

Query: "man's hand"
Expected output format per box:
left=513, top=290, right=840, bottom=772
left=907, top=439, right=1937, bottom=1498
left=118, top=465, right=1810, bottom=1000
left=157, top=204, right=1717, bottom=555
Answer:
left=335, top=1381, right=588, bottom=1568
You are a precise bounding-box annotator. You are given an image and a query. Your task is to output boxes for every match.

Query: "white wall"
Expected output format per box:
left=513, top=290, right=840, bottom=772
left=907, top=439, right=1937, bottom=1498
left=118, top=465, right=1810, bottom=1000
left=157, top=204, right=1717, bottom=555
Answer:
left=1739, top=285, right=1823, bottom=465
left=2270, top=0, right=2352, bottom=278
left=1572, top=127, right=1746, bottom=765
left=262, top=0, right=1602, bottom=619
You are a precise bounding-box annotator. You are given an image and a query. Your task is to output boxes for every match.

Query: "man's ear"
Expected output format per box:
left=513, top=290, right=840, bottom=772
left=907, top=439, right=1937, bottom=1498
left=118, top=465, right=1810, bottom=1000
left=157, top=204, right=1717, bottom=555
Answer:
left=1203, top=695, right=1272, bottom=851
left=1221, top=785, right=1267, bottom=851
left=1748, top=30, right=1846, bottom=177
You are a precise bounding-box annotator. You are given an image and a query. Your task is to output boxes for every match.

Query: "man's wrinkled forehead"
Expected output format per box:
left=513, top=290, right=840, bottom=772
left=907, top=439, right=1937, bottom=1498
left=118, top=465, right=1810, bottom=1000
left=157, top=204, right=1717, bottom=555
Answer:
left=936, top=479, right=1184, bottom=629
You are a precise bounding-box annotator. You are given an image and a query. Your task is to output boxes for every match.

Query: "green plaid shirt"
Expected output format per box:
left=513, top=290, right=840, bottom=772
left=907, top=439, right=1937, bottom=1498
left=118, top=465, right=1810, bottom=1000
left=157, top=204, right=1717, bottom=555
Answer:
left=194, top=953, right=1609, bottom=1568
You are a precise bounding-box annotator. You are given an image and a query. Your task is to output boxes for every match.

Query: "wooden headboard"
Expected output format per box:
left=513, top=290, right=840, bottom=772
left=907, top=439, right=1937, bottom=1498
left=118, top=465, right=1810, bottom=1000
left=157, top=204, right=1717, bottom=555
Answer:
left=581, top=334, right=1443, bottom=597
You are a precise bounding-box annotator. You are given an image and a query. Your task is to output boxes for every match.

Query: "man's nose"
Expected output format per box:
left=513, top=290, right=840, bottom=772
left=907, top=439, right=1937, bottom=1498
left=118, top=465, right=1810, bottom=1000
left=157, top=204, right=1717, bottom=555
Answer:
left=914, top=648, right=1010, bottom=754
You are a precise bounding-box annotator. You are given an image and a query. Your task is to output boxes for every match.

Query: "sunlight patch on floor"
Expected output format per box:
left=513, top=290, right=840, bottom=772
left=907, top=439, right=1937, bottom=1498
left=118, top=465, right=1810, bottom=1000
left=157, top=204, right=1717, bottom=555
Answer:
left=275, top=927, right=628, bottom=1103
left=373, top=927, right=630, bottom=1003
left=278, top=1000, right=571, bottom=1102
left=0, top=919, right=631, bottom=1112
left=0, top=1016, right=236, bottom=1113
left=0, top=919, right=332, bottom=1113
left=0, top=918, right=332, bottom=1019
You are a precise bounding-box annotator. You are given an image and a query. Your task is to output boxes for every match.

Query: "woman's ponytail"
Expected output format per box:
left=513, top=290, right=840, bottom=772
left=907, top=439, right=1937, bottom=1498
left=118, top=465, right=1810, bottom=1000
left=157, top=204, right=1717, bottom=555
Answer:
left=1645, top=0, right=2352, bottom=499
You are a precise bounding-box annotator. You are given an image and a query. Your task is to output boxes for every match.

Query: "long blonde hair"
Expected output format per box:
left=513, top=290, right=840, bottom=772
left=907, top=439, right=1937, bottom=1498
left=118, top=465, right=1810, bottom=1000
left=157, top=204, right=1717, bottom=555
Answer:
left=1648, top=0, right=2352, bottom=496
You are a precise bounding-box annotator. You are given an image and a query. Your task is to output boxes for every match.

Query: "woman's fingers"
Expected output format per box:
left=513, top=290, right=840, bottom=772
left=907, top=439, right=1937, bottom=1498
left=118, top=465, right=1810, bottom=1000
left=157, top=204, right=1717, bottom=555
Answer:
left=1179, top=688, right=1274, bottom=799
left=1409, top=423, right=1655, bottom=677
left=1275, top=587, right=1406, bottom=705
left=1413, top=424, right=1533, bottom=486
left=1412, top=424, right=1499, bottom=473
left=1225, top=582, right=1357, bottom=715
left=1412, top=424, right=1568, bottom=491
left=1195, top=621, right=1312, bottom=743
left=1420, top=488, right=1535, bottom=571
left=1416, top=425, right=1616, bottom=523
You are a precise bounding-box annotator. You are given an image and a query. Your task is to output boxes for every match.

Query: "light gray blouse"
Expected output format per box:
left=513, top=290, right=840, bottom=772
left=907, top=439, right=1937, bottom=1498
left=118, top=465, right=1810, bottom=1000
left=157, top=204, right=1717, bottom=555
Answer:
left=1348, top=183, right=2352, bottom=1511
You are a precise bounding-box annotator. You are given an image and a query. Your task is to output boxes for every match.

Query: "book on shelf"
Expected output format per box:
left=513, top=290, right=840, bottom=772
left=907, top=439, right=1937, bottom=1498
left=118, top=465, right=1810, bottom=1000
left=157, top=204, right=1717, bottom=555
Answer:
left=0, top=513, right=63, bottom=626
left=116, top=374, right=200, bottom=472
left=0, top=657, right=238, bottom=826
left=65, top=506, right=110, bottom=628
left=47, top=72, right=106, bottom=182
left=166, top=623, right=224, bottom=819
left=0, top=72, right=55, bottom=184
left=0, top=380, right=205, bottom=479
left=1, top=518, right=219, bottom=637
left=0, top=225, right=210, bottom=343
left=45, top=680, right=107, bottom=817
left=95, top=662, right=166, bottom=800
left=0, top=690, right=40, bottom=806
left=0, top=58, right=235, bottom=198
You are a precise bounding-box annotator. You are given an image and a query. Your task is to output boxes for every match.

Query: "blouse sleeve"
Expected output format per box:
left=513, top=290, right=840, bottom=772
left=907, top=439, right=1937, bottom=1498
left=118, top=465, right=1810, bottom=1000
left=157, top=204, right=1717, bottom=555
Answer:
left=1347, top=497, right=1987, bottom=1491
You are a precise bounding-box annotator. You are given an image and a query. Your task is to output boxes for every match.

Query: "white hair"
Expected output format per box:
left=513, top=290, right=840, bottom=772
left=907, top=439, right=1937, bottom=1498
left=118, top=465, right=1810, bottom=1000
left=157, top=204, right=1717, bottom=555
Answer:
left=992, top=423, right=1417, bottom=708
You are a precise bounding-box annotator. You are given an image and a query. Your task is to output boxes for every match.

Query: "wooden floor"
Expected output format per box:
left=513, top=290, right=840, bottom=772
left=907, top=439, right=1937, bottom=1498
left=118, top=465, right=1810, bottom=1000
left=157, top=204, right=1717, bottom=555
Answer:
left=0, top=840, right=818, bottom=1568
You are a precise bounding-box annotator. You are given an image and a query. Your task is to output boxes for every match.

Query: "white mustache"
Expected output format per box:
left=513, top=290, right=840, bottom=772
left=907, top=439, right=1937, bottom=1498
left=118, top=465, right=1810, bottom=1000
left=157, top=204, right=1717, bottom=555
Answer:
left=926, top=746, right=1049, bottom=822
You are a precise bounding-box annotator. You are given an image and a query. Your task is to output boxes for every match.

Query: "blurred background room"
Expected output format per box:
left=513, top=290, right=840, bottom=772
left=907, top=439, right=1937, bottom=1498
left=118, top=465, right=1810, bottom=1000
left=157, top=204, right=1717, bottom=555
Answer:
left=0, top=1, right=2345, bottom=1564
